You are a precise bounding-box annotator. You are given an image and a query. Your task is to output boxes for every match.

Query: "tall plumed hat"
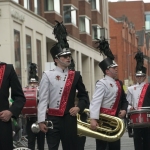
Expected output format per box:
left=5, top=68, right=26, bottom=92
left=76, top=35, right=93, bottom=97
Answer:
left=50, top=21, right=71, bottom=59
left=96, top=37, right=118, bottom=74
left=134, top=51, right=146, bottom=76
left=28, top=63, right=38, bottom=82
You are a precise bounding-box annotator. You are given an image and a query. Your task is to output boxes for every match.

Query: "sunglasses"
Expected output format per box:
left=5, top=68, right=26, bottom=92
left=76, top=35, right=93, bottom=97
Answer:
left=61, top=55, right=71, bottom=58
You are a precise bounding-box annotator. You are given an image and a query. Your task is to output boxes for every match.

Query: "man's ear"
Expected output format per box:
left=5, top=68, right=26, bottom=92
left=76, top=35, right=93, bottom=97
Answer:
left=105, top=69, right=109, bottom=74
left=54, top=58, right=58, bottom=63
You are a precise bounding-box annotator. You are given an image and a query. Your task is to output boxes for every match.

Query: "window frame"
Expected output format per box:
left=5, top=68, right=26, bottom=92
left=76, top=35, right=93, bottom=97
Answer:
left=79, top=16, right=90, bottom=34
left=34, top=0, right=40, bottom=15
left=24, top=0, right=30, bottom=10
left=63, top=5, right=77, bottom=25
left=12, top=0, right=19, bottom=3
left=90, top=0, right=100, bottom=12
left=92, top=25, right=101, bottom=40
left=26, top=35, right=32, bottom=82
left=14, top=29, right=22, bottom=84
left=45, top=0, right=60, bottom=14
left=145, top=13, right=150, bottom=30
left=36, top=39, right=42, bottom=81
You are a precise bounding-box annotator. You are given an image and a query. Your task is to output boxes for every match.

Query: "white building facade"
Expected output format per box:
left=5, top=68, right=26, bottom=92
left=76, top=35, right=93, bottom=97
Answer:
left=0, top=1, right=105, bottom=99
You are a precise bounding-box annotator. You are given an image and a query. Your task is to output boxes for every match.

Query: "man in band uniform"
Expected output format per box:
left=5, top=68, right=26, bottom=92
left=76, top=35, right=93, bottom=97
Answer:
left=126, top=51, right=150, bottom=150
left=37, top=21, right=89, bottom=150
left=90, top=38, right=128, bottom=150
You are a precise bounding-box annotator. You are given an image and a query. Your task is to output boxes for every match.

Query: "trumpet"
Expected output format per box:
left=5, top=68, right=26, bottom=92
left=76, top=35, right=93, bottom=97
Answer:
left=31, top=121, right=53, bottom=133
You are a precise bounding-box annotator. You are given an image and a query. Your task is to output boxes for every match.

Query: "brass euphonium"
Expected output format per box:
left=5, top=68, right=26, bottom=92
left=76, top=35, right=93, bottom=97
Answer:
left=77, top=109, right=125, bottom=142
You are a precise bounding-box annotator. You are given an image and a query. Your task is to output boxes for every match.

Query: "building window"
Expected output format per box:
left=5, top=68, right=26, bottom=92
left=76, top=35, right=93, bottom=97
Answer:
left=34, top=0, right=40, bottom=15
left=45, top=0, right=60, bottom=14
left=79, top=16, right=90, bottom=34
left=12, top=0, right=19, bottom=3
left=63, top=6, right=76, bottom=25
left=90, top=0, right=100, bottom=12
left=14, top=30, right=22, bottom=84
left=26, top=35, right=32, bottom=82
left=145, top=14, right=150, bottom=30
left=24, top=0, right=30, bottom=10
left=92, top=25, right=101, bottom=40
left=36, top=40, right=42, bottom=81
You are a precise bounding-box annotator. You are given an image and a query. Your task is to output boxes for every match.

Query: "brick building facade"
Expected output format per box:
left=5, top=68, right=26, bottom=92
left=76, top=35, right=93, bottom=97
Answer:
left=109, top=1, right=150, bottom=85
left=109, top=15, right=138, bottom=86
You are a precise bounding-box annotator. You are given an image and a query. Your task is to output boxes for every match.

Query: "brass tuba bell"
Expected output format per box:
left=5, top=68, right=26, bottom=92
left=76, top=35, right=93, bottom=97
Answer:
left=31, top=121, right=53, bottom=133
left=77, top=109, right=125, bottom=142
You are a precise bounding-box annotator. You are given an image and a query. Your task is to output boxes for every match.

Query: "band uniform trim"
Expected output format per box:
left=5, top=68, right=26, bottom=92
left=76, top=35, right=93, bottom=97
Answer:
left=138, top=83, right=149, bottom=108
left=48, top=70, right=75, bottom=116
left=100, top=81, right=121, bottom=116
left=0, top=65, right=5, bottom=88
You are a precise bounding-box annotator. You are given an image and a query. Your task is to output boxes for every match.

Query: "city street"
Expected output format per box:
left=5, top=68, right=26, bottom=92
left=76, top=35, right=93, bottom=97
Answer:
left=42, top=131, right=134, bottom=150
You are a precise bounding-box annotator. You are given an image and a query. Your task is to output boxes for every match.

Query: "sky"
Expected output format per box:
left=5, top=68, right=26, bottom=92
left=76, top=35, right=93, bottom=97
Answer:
left=109, top=0, right=150, bottom=3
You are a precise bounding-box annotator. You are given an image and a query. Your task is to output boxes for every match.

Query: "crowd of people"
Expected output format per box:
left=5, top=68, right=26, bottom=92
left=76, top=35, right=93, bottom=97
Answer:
left=1, top=21, right=150, bottom=150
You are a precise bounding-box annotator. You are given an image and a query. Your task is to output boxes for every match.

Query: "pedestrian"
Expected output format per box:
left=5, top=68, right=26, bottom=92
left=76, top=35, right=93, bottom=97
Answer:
left=126, top=51, right=150, bottom=150
left=0, top=62, right=26, bottom=150
left=23, top=63, right=45, bottom=150
left=89, top=37, right=128, bottom=150
left=37, top=21, right=89, bottom=150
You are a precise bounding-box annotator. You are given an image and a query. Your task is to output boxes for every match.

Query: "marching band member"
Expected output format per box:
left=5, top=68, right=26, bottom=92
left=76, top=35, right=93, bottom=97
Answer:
left=0, top=63, right=26, bottom=150
left=126, top=51, right=150, bottom=150
left=37, top=21, right=89, bottom=150
left=89, top=38, right=128, bottom=150
left=24, top=63, right=45, bottom=150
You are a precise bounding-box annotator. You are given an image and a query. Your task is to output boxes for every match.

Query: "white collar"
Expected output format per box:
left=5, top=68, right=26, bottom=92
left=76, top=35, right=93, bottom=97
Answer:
left=136, top=81, right=146, bottom=86
left=105, top=75, right=116, bottom=82
left=55, top=66, right=68, bottom=73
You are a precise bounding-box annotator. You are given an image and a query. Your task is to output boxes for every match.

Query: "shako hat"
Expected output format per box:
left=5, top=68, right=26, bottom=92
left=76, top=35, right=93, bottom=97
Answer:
left=50, top=21, right=71, bottom=59
left=134, top=51, right=146, bottom=76
left=28, top=63, right=39, bottom=82
left=96, top=37, right=118, bottom=74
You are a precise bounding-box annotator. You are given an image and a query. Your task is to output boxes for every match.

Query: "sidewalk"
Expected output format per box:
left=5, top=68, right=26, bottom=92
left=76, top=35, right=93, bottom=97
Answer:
left=58, top=131, right=134, bottom=150
left=34, top=130, right=134, bottom=150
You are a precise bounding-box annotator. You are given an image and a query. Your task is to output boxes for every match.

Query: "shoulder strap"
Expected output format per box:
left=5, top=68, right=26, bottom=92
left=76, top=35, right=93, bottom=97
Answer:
left=72, top=71, right=80, bottom=85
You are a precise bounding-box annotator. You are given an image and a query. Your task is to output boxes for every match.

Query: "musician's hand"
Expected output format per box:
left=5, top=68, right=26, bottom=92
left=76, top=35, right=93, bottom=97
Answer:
left=0, top=110, right=12, bottom=122
left=130, top=106, right=135, bottom=111
left=39, top=122, right=48, bottom=133
left=90, top=119, right=99, bottom=130
left=69, top=107, right=80, bottom=116
left=118, top=110, right=126, bottom=119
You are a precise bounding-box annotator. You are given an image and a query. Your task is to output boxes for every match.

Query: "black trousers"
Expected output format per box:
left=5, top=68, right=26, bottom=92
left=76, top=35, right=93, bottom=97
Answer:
left=46, top=114, right=77, bottom=150
left=77, top=135, right=86, bottom=150
left=96, top=139, right=120, bottom=150
left=0, top=120, right=13, bottom=150
left=26, top=118, right=45, bottom=150
left=133, top=127, right=150, bottom=150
